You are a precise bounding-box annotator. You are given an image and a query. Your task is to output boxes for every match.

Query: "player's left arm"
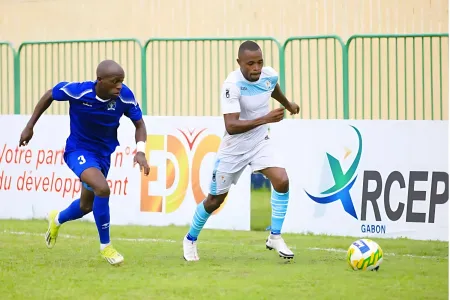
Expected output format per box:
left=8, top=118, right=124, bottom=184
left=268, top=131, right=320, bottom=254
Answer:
left=131, top=117, right=150, bottom=176
left=122, top=86, right=150, bottom=176
left=271, top=84, right=300, bottom=115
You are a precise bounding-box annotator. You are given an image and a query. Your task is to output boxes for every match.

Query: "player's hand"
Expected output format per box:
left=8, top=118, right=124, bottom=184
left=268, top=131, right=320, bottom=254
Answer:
left=286, top=102, right=300, bottom=115
left=134, top=152, right=150, bottom=176
left=264, top=107, right=285, bottom=123
left=19, top=125, right=34, bottom=147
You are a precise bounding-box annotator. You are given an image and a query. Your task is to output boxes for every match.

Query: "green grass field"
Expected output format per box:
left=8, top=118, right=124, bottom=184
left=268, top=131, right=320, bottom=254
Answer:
left=0, top=189, right=448, bottom=299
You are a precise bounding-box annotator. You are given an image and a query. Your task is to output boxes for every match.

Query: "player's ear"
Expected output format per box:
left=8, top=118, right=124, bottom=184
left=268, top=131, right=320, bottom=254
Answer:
left=236, top=58, right=240, bottom=65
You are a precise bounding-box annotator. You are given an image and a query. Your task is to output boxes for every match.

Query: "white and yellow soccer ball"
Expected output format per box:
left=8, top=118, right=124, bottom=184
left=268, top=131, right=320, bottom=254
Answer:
left=347, top=238, right=383, bottom=271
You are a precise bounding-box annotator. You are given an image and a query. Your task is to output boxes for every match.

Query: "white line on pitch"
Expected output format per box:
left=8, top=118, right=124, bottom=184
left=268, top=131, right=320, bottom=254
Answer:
left=306, top=247, right=447, bottom=260
left=2, top=230, right=447, bottom=260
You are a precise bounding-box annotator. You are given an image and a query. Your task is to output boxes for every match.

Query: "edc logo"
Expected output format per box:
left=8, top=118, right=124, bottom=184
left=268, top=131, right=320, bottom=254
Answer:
left=140, top=128, right=227, bottom=215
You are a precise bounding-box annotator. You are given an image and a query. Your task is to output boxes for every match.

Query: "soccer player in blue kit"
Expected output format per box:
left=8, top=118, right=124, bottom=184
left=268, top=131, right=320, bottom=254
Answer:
left=19, top=60, right=150, bottom=265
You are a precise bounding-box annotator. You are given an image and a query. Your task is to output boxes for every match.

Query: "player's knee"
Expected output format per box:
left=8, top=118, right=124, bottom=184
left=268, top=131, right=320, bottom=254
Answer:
left=93, top=182, right=110, bottom=197
left=273, top=172, right=289, bottom=193
left=80, top=168, right=110, bottom=197
left=204, top=193, right=226, bottom=212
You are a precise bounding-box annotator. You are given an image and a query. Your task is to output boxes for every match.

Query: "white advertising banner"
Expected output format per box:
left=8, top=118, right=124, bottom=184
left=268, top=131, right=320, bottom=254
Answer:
left=270, top=120, right=448, bottom=241
left=0, top=115, right=251, bottom=231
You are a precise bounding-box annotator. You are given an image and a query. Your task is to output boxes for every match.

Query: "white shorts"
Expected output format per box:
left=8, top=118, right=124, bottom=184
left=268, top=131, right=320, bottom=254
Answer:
left=209, top=138, right=282, bottom=195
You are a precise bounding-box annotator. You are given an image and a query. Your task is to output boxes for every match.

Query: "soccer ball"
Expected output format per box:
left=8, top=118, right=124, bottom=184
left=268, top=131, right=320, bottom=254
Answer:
left=347, top=238, right=383, bottom=271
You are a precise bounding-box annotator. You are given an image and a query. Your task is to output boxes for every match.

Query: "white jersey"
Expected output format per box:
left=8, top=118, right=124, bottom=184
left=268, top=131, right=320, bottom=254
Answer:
left=215, top=66, right=279, bottom=172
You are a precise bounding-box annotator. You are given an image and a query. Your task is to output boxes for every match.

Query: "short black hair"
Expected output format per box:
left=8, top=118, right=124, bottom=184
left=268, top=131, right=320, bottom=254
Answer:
left=238, top=40, right=261, bottom=56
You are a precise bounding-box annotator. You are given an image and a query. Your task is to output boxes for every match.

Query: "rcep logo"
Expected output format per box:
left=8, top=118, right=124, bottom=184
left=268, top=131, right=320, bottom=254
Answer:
left=304, top=125, right=363, bottom=220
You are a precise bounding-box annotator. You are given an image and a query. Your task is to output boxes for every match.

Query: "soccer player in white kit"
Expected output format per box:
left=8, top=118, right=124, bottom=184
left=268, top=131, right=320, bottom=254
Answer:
left=183, top=41, right=300, bottom=261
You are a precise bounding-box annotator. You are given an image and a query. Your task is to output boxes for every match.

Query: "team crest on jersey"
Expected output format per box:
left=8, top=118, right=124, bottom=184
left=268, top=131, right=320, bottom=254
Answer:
left=265, top=80, right=271, bottom=89
left=107, top=100, right=116, bottom=111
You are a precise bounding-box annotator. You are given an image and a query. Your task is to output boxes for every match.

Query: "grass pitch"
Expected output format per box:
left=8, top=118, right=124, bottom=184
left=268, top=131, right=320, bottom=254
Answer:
left=0, top=189, right=448, bottom=299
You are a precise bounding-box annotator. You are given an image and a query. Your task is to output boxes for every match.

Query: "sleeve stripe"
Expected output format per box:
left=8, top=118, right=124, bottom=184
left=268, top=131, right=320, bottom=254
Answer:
left=60, top=82, right=92, bottom=99
left=118, top=96, right=137, bottom=106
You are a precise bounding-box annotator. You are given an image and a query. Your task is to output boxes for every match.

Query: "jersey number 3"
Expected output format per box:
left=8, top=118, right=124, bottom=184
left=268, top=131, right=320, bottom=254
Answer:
left=78, top=155, right=86, bottom=165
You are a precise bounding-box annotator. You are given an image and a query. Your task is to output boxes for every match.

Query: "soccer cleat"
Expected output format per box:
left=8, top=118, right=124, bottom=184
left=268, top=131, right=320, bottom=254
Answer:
left=45, top=210, right=60, bottom=249
left=100, top=245, right=124, bottom=265
left=265, top=234, right=294, bottom=259
left=183, top=236, right=199, bottom=261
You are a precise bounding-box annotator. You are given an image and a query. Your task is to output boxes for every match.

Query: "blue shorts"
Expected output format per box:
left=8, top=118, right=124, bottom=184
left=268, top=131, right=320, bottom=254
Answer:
left=64, top=151, right=111, bottom=192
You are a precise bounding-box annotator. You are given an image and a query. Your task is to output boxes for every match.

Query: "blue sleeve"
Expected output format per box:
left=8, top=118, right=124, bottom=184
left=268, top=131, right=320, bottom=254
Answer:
left=51, top=81, right=70, bottom=101
left=121, top=85, right=143, bottom=121
left=125, top=102, right=143, bottom=121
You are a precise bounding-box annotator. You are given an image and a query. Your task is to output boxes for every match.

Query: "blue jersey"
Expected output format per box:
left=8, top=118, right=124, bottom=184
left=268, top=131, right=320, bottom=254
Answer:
left=51, top=81, right=143, bottom=157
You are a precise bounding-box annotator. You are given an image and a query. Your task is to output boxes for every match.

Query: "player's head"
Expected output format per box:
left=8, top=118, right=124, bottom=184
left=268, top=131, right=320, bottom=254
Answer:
left=237, top=41, right=263, bottom=82
left=96, top=60, right=125, bottom=98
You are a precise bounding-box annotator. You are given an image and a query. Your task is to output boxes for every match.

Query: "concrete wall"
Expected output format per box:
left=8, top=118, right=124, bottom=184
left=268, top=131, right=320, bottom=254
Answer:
left=0, top=0, right=448, bottom=119
left=1, top=0, right=447, bottom=45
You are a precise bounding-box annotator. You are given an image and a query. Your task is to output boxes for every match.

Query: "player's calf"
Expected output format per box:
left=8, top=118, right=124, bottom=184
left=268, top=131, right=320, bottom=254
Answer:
left=45, top=186, right=95, bottom=249
left=187, top=193, right=227, bottom=242
left=79, top=201, right=93, bottom=214
left=260, top=167, right=290, bottom=234
left=260, top=167, right=294, bottom=258
left=183, top=193, right=227, bottom=261
left=266, top=186, right=294, bottom=259
left=55, top=186, right=94, bottom=225
left=89, top=181, right=111, bottom=249
left=80, top=167, right=124, bottom=264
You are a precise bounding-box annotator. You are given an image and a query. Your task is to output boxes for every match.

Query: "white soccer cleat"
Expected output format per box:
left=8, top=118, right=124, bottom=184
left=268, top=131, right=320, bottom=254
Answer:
left=183, top=236, right=199, bottom=261
left=266, top=234, right=294, bottom=259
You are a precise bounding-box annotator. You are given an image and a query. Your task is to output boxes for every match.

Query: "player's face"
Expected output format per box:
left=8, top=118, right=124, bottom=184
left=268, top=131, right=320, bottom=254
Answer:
left=238, top=49, right=263, bottom=82
left=98, top=75, right=124, bottom=98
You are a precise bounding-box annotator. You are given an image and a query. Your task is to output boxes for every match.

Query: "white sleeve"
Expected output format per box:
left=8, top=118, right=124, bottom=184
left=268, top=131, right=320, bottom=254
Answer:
left=220, top=82, right=241, bottom=114
left=263, top=66, right=279, bottom=78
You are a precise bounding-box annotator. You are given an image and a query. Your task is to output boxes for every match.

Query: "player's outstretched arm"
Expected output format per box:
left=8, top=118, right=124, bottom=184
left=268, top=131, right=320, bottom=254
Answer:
left=224, top=108, right=285, bottom=135
left=19, top=89, right=54, bottom=146
left=271, top=84, right=300, bottom=115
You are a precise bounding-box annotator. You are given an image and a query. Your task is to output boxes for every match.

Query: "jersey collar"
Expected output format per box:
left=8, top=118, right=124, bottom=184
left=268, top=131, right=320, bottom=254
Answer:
left=92, top=80, right=112, bottom=102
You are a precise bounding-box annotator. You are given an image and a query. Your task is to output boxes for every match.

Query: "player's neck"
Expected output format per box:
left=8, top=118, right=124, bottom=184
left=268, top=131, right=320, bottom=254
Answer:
left=94, top=85, right=110, bottom=101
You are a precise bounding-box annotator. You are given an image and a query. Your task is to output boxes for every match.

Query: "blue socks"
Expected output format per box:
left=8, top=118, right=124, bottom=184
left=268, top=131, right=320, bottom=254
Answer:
left=186, top=200, right=211, bottom=241
left=57, top=199, right=87, bottom=224
left=93, top=195, right=111, bottom=245
left=56, top=195, right=111, bottom=246
left=270, top=189, right=289, bottom=235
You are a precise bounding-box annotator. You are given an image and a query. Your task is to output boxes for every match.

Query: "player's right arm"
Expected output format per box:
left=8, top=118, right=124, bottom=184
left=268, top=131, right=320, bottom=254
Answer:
left=19, top=81, right=69, bottom=146
left=221, top=82, right=285, bottom=135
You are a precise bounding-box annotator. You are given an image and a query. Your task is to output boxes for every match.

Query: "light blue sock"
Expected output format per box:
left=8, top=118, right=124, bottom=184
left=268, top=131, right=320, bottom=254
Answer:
left=186, top=200, right=211, bottom=241
left=270, top=189, right=289, bottom=235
